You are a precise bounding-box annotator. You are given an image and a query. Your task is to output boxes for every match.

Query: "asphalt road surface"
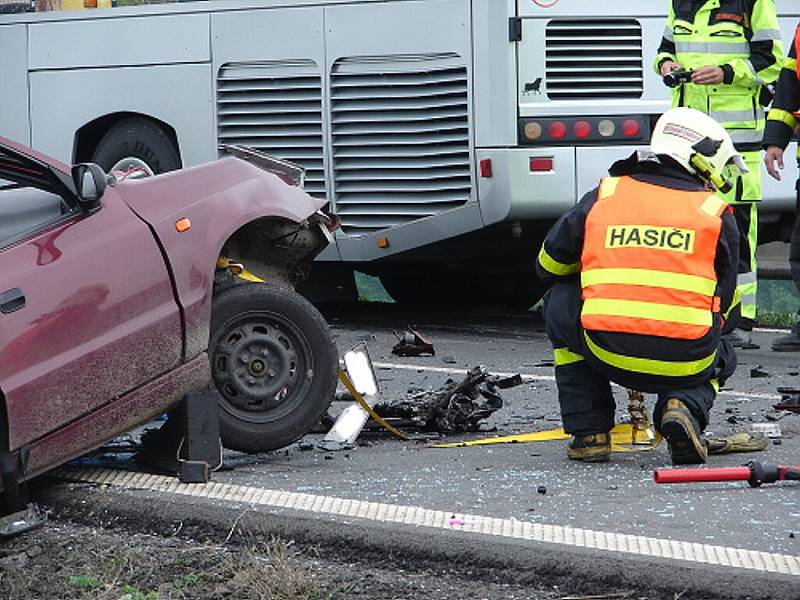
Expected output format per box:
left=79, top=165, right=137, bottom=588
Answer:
left=53, top=303, right=800, bottom=599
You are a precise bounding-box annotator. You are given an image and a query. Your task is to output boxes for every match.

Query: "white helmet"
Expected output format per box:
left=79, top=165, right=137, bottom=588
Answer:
left=650, top=107, right=748, bottom=193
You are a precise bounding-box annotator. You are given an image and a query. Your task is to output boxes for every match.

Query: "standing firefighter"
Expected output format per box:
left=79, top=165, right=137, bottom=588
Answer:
left=763, top=23, right=800, bottom=352
left=654, top=0, right=784, bottom=344
left=537, top=108, right=742, bottom=466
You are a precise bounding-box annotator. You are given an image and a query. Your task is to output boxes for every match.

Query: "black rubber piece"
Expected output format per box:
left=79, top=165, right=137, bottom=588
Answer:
left=209, top=283, right=337, bottom=453
left=92, top=117, right=181, bottom=174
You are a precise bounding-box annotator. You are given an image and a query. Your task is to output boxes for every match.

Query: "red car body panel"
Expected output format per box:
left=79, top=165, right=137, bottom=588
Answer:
left=0, top=188, right=183, bottom=451
left=0, top=137, right=328, bottom=483
left=116, top=157, right=326, bottom=361
left=25, top=354, right=209, bottom=480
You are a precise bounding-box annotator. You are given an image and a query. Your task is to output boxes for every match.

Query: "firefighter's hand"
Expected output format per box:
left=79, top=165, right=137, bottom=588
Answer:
left=660, top=60, right=681, bottom=76
left=764, top=146, right=785, bottom=181
left=692, top=66, right=724, bottom=85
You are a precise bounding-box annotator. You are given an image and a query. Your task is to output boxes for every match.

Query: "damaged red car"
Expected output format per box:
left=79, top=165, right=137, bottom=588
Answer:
left=0, top=138, right=338, bottom=488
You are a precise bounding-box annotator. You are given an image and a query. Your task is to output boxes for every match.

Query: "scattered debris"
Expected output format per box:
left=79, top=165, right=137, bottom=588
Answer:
left=442, top=356, right=458, bottom=365
left=537, top=486, right=547, bottom=495
left=706, top=432, right=767, bottom=455
left=448, top=516, right=465, bottom=526
left=0, top=505, right=46, bottom=539
left=749, top=423, right=782, bottom=439
left=774, top=387, right=800, bottom=413
left=373, top=366, right=523, bottom=433
left=392, top=326, right=435, bottom=357
left=750, top=365, right=770, bottom=378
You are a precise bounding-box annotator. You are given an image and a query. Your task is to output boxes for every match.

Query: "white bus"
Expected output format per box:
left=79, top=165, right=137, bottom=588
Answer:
left=1, top=0, right=797, bottom=305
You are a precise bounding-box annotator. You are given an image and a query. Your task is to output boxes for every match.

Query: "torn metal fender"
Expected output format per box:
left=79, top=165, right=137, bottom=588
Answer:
left=116, top=157, right=330, bottom=359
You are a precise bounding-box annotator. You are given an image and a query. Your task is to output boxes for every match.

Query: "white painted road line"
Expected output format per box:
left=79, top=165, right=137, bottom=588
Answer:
left=60, top=467, right=800, bottom=577
left=373, top=362, right=783, bottom=400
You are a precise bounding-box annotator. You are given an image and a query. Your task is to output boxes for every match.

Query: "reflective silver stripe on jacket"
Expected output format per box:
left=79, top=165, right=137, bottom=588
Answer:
left=739, top=293, right=757, bottom=306
left=751, top=28, right=781, bottom=42
left=710, top=109, right=757, bottom=123
left=675, top=41, right=749, bottom=55
left=727, top=129, right=764, bottom=144
left=663, top=25, right=674, bottom=42
left=737, top=272, right=757, bottom=286
left=745, top=59, right=766, bottom=86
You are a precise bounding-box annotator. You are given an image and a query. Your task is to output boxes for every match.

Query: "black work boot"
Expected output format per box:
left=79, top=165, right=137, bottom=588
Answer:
left=771, top=322, right=800, bottom=352
left=566, top=432, right=611, bottom=463
left=660, top=399, right=707, bottom=465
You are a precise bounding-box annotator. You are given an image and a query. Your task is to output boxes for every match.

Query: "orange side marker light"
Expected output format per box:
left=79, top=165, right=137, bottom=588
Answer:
left=175, top=218, right=192, bottom=233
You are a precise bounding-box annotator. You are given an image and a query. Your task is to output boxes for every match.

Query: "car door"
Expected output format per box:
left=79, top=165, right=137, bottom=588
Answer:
left=0, top=141, right=183, bottom=452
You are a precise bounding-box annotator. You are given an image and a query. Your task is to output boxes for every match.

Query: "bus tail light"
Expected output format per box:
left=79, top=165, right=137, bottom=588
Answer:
left=479, top=158, right=493, bottom=178
left=518, top=116, right=648, bottom=145
left=622, top=119, right=641, bottom=137
left=548, top=121, right=567, bottom=139
left=574, top=120, right=592, bottom=138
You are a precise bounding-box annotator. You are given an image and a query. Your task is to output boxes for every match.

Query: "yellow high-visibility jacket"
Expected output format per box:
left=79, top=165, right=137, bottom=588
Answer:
left=654, top=0, right=783, bottom=152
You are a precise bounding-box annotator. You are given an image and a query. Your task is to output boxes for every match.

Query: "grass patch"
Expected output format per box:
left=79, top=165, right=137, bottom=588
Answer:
left=756, top=311, right=800, bottom=329
left=67, top=575, right=100, bottom=589
left=757, top=280, right=799, bottom=328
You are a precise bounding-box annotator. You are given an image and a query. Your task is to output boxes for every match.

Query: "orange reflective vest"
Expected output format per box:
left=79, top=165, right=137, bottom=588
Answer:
left=795, top=26, right=800, bottom=80
left=580, top=176, right=727, bottom=340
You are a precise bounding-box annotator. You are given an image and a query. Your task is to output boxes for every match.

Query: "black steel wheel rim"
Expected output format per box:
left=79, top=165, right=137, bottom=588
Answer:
left=211, top=310, right=314, bottom=421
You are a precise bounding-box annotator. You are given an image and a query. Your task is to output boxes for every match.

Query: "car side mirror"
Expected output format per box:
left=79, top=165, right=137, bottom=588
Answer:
left=71, top=163, right=107, bottom=211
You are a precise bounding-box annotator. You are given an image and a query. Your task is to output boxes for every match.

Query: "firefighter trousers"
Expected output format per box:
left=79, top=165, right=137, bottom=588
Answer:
left=543, top=280, right=736, bottom=437
left=723, top=150, right=761, bottom=325
left=791, top=178, right=800, bottom=297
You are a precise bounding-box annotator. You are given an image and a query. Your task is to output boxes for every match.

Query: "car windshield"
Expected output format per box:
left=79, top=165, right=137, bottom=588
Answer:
left=0, top=146, right=58, bottom=193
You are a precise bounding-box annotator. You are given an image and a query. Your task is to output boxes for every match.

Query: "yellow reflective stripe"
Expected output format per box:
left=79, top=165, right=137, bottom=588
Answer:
left=583, top=298, right=712, bottom=327
left=785, top=57, right=797, bottom=71
left=554, top=347, right=584, bottom=366
left=767, top=108, right=798, bottom=130
left=538, top=246, right=580, bottom=276
left=598, top=177, right=620, bottom=199
left=584, top=333, right=716, bottom=377
left=723, top=287, right=741, bottom=320
left=709, top=378, right=719, bottom=393
left=700, top=194, right=726, bottom=217
left=581, top=268, right=716, bottom=296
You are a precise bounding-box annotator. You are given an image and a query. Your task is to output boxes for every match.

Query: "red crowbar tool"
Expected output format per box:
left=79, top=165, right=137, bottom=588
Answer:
left=654, top=461, right=800, bottom=487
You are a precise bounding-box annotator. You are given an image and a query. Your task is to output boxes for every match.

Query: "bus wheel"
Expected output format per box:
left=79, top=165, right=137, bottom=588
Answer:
left=92, top=117, right=181, bottom=175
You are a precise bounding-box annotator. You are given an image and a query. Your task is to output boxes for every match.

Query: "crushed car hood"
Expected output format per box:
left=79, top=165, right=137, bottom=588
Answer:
left=114, top=157, right=326, bottom=225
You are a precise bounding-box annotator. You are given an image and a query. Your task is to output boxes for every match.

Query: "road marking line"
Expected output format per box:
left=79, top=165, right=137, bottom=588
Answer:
left=59, top=467, right=800, bottom=577
left=373, top=362, right=783, bottom=400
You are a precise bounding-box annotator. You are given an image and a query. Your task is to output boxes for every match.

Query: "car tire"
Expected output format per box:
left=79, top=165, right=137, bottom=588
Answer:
left=209, top=282, right=337, bottom=453
left=92, top=117, right=181, bottom=175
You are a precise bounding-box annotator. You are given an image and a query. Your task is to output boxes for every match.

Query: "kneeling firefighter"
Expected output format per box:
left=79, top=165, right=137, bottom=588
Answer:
left=536, top=107, right=743, bottom=465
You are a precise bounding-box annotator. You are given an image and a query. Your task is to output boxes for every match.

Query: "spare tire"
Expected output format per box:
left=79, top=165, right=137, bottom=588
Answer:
left=209, top=282, right=337, bottom=453
left=92, top=117, right=181, bottom=175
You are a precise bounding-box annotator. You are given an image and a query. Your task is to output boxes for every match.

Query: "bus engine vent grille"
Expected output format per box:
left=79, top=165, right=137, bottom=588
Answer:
left=216, top=60, right=326, bottom=198
left=330, top=53, right=472, bottom=234
left=545, top=19, right=643, bottom=100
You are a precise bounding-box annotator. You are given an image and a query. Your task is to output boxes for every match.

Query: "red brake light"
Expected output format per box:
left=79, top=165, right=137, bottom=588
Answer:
left=549, top=121, right=567, bottom=139
left=574, top=120, right=592, bottom=138
left=622, top=119, right=641, bottom=137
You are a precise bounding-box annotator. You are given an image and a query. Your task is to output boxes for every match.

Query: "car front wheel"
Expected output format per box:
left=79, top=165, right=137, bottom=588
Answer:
left=209, top=282, right=337, bottom=453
